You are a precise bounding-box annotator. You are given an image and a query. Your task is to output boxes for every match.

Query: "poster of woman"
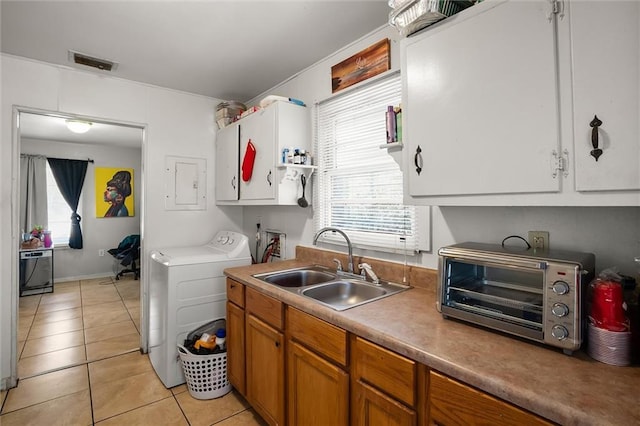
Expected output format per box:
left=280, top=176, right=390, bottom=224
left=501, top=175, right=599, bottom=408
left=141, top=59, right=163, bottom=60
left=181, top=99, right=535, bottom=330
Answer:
left=95, top=167, right=135, bottom=217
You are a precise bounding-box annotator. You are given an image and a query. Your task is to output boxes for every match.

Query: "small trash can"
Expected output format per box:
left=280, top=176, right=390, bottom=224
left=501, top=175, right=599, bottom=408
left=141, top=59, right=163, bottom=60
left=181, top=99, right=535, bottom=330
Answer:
left=178, top=318, right=230, bottom=400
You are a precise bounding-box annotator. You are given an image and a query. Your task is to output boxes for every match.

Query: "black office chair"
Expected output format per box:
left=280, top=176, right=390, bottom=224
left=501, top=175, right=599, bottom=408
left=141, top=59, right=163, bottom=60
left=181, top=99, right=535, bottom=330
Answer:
left=108, top=234, right=140, bottom=280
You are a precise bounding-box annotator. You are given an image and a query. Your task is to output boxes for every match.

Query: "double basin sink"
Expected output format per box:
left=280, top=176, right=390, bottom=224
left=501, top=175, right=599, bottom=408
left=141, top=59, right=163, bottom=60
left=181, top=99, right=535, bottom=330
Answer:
left=252, top=265, right=410, bottom=311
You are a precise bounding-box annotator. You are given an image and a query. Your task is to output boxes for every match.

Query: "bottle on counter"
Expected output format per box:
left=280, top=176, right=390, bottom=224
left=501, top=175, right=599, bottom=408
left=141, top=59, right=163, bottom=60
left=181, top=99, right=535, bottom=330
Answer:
left=395, top=104, right=402, bottom=144
left=215, top=328, right=226, bottom=351
left=386, top=105, right=396, bottom=143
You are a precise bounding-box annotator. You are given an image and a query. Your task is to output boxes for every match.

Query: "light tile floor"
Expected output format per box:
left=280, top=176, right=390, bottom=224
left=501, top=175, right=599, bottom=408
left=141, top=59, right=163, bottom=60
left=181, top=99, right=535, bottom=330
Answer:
left=0, top=275, right=265, bottom=425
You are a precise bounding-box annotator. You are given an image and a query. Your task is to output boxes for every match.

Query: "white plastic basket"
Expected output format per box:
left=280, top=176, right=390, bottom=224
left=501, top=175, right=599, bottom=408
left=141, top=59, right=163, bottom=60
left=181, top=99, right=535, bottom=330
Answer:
left=177, top=344, right=231, bottom=399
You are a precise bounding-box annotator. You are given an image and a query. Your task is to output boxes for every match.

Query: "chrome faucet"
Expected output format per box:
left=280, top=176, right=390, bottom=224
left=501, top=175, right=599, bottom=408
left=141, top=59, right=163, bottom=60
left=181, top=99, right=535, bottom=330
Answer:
left=313, top=227, right=354, bottom=274
left=358, top=263, right=380, bottom=285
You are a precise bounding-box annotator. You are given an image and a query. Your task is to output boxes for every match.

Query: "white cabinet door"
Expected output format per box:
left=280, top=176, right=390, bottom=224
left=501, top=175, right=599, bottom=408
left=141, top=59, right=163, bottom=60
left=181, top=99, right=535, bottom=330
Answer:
left=240, top=108, right=276, bottom=200
left=404, top=0, right=561, bottom=198
left=571, top=1, right=640, bottom=192
left=216, top=123, right=240, bottom=201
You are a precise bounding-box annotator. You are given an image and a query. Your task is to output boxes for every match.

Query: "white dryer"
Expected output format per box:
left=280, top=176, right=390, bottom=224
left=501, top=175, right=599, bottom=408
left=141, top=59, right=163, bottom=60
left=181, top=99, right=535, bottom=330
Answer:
left=148, top=230, right=251, bottom=388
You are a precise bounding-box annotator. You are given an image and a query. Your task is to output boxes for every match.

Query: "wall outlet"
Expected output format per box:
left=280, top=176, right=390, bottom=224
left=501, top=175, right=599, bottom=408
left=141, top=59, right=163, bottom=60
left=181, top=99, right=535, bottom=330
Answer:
left=98, top=249, right=105, bottom=257
left=528, top=231, right=549, bottom=250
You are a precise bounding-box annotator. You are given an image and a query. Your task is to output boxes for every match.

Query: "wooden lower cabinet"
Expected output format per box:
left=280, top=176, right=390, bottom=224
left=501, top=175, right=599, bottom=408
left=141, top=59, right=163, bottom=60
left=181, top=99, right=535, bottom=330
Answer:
left=287, top=340, right=349, bottom=425
left=225, top=280, right=552, bottom=426
left=351, top=336, right=417, bottom=426
left=427, top=371, right=551, bottom=426
left=246, top=314, right=285, bottom=426
left=226, top=301, right=245, bottom=394
left=353, top=379, right=417, bottom=426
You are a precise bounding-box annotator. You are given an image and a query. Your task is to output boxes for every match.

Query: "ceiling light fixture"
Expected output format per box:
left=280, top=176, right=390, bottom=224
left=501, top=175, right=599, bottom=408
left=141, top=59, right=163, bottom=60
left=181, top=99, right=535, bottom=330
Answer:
left=66, top=120, right=92, bottom=134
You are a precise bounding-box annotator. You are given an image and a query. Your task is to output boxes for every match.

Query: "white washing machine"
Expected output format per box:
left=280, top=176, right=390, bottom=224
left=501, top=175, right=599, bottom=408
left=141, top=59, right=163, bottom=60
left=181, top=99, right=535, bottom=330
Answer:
left=148, top=230, right=251, bottom=388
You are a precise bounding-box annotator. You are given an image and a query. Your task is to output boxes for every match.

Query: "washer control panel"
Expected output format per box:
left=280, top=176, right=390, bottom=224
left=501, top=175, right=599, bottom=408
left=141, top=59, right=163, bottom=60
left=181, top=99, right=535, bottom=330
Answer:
left=208, top=231, right=250, bottom=258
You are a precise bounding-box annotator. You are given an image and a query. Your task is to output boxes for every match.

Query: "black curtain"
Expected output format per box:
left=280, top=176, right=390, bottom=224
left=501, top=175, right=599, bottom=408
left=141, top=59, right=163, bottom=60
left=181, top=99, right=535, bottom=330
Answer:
left=47, top=158, right=89, bottom=249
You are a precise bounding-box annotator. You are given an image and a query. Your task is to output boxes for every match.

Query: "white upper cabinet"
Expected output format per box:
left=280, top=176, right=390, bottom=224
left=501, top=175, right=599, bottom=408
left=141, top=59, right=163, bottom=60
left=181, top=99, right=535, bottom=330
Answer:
left=571, top=1, right=640, bottom=192
left=401, top=0, right=640, bottom=206
left=404, top=0, right=560, bottom=198
left=215, top=122, right=240, bottom=201
left=215, top=101, right=311, bottom=205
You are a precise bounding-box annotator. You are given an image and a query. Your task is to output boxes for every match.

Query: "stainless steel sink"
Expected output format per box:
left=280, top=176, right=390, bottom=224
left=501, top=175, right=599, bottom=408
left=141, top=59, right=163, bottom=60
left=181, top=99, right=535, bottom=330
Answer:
left=301, top=280, right=388, bottom=310
left=253, top=266, right=410, bottom=310
left=253, top=266, right=337, bottom=288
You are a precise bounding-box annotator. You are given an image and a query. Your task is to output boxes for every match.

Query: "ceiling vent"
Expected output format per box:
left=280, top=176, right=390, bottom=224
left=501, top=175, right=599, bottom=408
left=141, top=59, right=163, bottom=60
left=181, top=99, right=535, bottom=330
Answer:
left=68, top=50, right=118, bottom=71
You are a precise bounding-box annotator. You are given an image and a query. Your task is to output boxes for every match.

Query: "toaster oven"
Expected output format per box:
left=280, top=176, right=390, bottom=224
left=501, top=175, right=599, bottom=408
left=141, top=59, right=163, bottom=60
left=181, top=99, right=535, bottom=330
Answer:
left=437, top=242, right=595, bottom=355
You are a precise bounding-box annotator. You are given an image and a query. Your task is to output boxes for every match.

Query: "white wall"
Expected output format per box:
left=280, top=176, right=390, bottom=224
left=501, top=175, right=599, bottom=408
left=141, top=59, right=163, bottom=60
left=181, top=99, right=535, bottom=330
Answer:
left=1, top=54, right=244, bottom=388
left=21, top=138, right=142, bottom=280
left=241, top=26, right=640, bottom=277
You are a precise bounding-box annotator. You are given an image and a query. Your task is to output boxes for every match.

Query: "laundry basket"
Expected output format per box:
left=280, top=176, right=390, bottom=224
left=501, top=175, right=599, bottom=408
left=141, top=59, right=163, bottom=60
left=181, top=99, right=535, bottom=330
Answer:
left=177, top=344, right=230, bottom=399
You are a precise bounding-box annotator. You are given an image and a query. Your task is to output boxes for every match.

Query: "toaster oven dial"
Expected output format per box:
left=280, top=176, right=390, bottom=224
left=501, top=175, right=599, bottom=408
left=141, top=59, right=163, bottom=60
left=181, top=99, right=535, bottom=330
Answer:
left=551, top=280, right=570, bottom=295
left=551, top=302, right=569, bottom=317
left=551, top=324, right=569, bottom=340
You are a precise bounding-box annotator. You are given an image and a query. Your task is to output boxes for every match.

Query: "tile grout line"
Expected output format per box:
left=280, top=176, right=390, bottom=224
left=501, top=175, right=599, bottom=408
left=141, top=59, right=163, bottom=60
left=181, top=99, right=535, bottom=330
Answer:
left=0, top=389, right=7, bottom=415
left=18, top=294, right=42, bottom=361
left=97, top=395, right=183, bottom=425
left=113, top=278, right=138, bottom=333
left=172, top=392, right=193, bottom=425
left=3, top=278, right=142, bottom=422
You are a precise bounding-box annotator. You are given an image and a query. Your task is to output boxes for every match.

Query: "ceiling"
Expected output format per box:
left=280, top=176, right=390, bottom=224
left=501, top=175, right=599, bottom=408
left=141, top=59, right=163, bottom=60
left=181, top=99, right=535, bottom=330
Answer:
left=19, top=112, right=144, bottom=148
left=1, top=1, right=391, bottom=102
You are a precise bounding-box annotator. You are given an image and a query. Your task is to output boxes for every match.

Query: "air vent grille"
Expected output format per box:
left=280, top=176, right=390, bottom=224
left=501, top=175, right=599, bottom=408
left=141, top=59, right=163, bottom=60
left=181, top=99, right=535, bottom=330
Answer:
left=68, top=50, right=118, bottom=71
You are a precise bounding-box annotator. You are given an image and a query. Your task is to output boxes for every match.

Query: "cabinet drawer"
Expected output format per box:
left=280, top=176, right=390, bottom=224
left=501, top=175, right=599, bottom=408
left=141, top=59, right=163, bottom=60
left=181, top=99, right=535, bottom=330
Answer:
left=428, top=371, right=551, bottom=425
left=287, top=306, right=347, bottom=367
left=352, top=336, right=416, bottom=407
left=227, top=278, right=245, bottom=307
left=246, top=286, right=284, bottom=330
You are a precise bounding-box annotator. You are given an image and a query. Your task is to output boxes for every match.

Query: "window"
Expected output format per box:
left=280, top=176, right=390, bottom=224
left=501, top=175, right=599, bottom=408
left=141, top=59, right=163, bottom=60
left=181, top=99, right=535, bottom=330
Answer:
left=315, top=73, right=424, bottom=254
left=46, top=163, right=76, bottom=246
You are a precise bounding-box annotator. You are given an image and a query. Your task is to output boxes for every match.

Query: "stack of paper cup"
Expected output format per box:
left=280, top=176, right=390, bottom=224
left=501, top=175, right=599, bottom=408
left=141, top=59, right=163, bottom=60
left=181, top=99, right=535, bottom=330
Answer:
left=588, top=279, right=631, bottom=366
left=587, top=323, right=631, bottom=366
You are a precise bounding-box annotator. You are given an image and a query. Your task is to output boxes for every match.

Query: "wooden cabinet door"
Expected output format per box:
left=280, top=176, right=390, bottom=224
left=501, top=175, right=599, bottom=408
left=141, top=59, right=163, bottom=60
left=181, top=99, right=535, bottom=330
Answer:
left=570, top=1, right=640, bottom=192
left=226, top=301, right=245, bottom=395
left=403, top=0, right=561, bottom=198
left=287, top=340, right=349, bottom=426
left=215, top=123, right=240, bottom=201
left=352, top=379, right=416, bottom=426
left=239, top=106, right=276, bottom=200
left=246, top=314, right=285, bottom=426
left=427, top=371, right=551, bottom=426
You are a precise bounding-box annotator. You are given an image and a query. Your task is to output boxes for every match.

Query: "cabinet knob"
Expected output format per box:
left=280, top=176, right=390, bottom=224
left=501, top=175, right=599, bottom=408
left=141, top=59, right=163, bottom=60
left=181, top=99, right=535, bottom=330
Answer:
left=275, top=341, right=280, bottom=348
left=414, top=145, right=423, bottom=175
left=589, top=115, right=603, bottom=161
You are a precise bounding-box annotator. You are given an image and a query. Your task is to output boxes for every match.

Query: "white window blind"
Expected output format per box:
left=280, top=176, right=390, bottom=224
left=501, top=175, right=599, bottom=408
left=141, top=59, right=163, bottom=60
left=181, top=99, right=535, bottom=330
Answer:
left=314, top=72, right=420, bottom=254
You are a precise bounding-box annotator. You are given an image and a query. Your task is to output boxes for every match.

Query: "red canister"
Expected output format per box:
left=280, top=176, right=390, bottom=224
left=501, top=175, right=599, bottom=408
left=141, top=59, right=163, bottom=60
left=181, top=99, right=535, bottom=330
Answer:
left=591, top=280, right=628, bottom=332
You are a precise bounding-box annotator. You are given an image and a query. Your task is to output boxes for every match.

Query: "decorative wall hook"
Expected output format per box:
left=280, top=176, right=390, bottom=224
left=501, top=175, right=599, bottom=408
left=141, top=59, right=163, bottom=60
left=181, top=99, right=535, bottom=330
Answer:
left=589, top=115, right=603, bottom=161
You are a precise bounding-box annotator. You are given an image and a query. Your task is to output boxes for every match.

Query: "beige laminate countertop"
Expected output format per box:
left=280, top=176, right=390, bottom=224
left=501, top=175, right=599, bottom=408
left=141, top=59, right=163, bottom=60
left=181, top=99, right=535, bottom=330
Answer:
left=225, top=259, right=640, bottom=426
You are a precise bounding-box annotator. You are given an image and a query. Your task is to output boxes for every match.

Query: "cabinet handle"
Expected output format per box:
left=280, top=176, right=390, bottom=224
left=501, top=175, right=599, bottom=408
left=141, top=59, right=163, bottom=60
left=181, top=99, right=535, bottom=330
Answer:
left=230, top=284, right=236, bottom=289
left=266, top=170, right=272, bottom=186
left=414, top=145, right=423, bottom=175
left=231, top=176, right=236, bottom=190
left=275, top=341, right=280, bottom=348
left=590, top=115, right=603, bottom=161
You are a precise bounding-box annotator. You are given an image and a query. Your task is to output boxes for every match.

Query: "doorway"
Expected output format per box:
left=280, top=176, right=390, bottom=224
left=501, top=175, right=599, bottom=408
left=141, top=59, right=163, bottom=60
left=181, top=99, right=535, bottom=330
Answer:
left=12, top=108, right=145, bottom=383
